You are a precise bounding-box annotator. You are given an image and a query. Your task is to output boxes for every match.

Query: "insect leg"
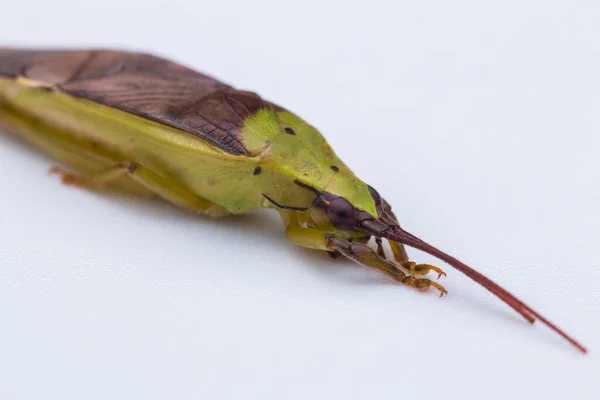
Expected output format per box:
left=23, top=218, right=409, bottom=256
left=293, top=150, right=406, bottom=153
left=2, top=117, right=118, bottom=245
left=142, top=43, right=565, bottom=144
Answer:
left=391, top=246, right=447, bottom=280
left=49, top=164, right=130, bottom=187
left=283, top=214, right=447, bottom=296
left=52, top=162, right=230, bottom=217
left=385, top=209, right=446, bottom=279
left=326, top=237, right=447, bottom=296
left=374, top=237, right=387, bottom=259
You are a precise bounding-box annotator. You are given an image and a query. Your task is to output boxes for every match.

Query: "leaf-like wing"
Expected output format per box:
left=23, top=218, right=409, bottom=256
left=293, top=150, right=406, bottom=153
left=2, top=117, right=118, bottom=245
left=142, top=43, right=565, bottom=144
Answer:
left=0, top=49, right=274, bottom=155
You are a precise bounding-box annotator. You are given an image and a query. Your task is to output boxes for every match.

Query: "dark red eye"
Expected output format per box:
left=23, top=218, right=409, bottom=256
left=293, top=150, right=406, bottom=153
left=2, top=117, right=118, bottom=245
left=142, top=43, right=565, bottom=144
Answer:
left=327, top=197, right=357, bottom=230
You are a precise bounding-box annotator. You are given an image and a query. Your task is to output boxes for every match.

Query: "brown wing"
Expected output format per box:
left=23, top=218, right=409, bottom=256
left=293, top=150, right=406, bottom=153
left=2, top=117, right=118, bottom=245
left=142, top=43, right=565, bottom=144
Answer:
left=0, top=48, right=274, bottom=155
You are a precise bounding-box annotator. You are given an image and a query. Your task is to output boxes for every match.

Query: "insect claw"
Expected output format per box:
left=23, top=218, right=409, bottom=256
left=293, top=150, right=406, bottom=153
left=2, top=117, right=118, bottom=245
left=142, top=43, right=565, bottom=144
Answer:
left=424, top=280, right=448, bottom=297
left=400, top=275, right=448, bottom=297
left=402, top=262, right=447, bottom=280
left=431, top=283, right=447, bottom=296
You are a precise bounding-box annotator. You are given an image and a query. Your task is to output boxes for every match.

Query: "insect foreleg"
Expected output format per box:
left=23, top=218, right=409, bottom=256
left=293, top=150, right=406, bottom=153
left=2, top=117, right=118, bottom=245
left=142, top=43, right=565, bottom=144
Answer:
left=283, top=213, right=447, bottom=296
left=389, top=241, right=447, bottom=280
left=326, top=237, right=448, bottom=296
left=51, top=163, right=230, bottom=217
left=383, top=209, right=446, bottom=279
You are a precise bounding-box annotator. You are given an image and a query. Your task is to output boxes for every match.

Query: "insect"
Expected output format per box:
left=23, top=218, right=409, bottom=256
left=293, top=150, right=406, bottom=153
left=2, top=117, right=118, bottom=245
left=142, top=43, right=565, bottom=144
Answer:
left=0, top=48, right=586, bottom=353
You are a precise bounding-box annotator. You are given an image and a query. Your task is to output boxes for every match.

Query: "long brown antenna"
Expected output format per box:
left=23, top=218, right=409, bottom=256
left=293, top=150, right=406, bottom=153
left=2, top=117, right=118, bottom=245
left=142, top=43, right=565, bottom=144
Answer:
left=384, top=227, right=587, bottom=354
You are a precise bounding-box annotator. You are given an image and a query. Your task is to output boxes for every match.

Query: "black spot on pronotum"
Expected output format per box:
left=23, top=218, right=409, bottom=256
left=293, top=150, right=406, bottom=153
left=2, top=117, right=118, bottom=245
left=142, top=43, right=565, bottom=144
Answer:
left=284, top=127, right=296, bottom=135
left=253, top=166, right=262, bottom=175
left=330, top=165, right=339, bottom=172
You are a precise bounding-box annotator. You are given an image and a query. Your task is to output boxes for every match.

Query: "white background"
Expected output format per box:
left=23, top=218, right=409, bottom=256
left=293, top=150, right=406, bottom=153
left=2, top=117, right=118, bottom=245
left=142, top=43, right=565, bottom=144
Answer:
left=1, top=1, right=599, bottom=399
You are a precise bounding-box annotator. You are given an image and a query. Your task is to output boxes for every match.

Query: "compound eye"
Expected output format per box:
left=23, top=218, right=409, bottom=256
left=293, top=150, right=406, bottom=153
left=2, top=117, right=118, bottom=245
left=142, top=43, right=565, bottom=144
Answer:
left=327, top=197, right=357, bottom=230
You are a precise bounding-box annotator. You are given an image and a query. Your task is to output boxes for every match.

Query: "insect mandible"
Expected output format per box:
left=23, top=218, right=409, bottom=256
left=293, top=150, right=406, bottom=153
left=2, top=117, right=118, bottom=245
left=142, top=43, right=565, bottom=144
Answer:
left=0, top=48, right=586, bottom=353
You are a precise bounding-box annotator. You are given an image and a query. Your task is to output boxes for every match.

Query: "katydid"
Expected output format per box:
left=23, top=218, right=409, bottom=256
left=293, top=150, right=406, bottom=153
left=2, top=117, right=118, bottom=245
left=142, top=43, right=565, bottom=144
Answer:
left=0, top=48, right=586, bottom=353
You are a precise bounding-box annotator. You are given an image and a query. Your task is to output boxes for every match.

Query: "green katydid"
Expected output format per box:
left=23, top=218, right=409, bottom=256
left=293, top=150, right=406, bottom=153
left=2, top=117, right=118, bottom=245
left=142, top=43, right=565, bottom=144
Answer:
left=0, top=48, right=586, bottom=353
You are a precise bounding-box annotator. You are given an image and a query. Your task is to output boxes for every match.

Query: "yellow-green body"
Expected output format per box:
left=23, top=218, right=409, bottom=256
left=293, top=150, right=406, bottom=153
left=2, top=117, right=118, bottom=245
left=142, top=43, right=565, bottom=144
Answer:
left=0, top=77, right=375, bottom=224
left=0, top=48, right=586, bottom=353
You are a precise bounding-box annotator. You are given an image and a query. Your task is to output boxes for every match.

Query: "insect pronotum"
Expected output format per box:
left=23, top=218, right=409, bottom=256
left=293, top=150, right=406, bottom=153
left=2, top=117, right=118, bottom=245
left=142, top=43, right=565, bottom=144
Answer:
left=0, top=48, right=586, bottom=353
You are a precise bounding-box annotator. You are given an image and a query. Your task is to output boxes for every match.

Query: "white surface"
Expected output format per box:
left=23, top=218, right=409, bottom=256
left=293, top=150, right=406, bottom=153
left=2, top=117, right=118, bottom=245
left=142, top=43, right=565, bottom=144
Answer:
left=1, top=1, right=599, bottom=399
